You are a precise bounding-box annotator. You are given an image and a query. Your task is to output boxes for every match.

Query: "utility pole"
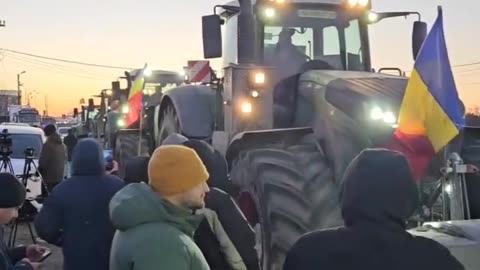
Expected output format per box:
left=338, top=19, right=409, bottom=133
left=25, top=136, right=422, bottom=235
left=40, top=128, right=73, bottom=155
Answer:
left=17, top=71, right=26, bottom=105
left=44, top=95, right=48, bottom=116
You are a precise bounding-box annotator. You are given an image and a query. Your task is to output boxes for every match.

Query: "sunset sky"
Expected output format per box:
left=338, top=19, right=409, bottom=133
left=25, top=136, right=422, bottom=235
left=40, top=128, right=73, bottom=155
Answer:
left=0, top=0, right=479, bottom=116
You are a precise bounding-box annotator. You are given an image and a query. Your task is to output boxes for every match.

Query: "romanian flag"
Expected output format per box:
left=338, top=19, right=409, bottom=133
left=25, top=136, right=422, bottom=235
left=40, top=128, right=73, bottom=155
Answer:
left=125, top=65, right=147, bottom=127
left=386, top=7, right=464, bottom=183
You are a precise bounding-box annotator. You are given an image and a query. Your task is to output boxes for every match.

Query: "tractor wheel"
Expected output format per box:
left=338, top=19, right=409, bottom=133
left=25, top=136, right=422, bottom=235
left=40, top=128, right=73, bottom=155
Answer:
left=114, top=130, right=150, bottom=178
left=230, top=135, right=343, bottom=270
left=157, top=103, right=181, bottom=147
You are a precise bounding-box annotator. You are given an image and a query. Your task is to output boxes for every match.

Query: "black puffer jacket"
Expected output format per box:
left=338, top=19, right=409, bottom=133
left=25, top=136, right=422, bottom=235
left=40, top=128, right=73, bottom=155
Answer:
left=166, top=137, right=259, bottom=270
left=283, top=148, right=465, bottom=270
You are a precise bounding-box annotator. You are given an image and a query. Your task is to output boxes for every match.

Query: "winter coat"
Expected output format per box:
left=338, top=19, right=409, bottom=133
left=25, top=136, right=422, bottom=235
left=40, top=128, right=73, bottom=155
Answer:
left=109, top=182, right=210, bottom=270
left=166, top=137, right=259, bottom=270
left=0, top=229, right=31, bottom=270
left=123, top=156, right=149, bottom=184
left=195, top=188, right=258, bottom=270
left=38, top=133, right=66, bottom=185
left=283, top=149, right=465, bottom=270
left=34, top=139, right=125, bottom=270
left=196, top=207, right=247, bottom=270
left=63, top=134, right=78, bottom=162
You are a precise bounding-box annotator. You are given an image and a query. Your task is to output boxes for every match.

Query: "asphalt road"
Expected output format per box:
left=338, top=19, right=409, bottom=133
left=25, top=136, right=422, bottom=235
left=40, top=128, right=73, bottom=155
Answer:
left=2, top=222, right=63, bottom=270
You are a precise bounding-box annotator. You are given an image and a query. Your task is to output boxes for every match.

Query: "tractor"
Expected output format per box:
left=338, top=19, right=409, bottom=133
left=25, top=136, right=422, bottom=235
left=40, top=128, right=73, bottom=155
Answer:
left=113, top=0, right=480, bottom=269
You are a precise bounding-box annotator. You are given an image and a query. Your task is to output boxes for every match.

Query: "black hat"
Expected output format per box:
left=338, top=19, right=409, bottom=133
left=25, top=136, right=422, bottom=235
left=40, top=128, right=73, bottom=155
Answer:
left=44, top=124, right=56, bottom=137
left=0, top=173, right=26, bottom=208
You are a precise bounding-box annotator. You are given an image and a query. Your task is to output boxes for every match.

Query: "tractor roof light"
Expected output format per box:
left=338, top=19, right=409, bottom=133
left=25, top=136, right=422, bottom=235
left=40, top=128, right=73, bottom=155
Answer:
left=264, top=7, right=276, bottom=18
left=346, top=0, right=369, bottom=8
left=368, top=12, right=379, bottom=23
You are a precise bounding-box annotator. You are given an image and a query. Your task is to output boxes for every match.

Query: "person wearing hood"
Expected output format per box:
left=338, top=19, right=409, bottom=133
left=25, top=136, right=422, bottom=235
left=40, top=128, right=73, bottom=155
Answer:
left=123, top=156, right=149, bottom=184
left=34, top=139, right=125, bottom=270
left=39, top=124, right=67, bottom=192
left=109, top=145, right=211, bottom=270
left=282, top=148, right=465, bottom=270
left=162, top=133, right=259, bottom=270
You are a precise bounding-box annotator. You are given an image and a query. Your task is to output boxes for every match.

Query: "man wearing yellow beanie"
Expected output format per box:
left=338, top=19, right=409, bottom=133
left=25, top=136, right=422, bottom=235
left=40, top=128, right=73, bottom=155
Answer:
left=109, top=145, right=211, bottom=270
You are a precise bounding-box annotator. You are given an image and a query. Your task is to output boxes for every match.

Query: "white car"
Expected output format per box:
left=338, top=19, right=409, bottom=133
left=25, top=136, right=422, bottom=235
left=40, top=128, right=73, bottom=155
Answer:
left=57, top=127, right=70, bottom=140
left=0, top=124, right=45, bottom=202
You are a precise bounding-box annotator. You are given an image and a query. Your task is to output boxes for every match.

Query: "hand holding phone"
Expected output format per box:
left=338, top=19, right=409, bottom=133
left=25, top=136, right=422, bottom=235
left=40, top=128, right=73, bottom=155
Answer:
left=38, top=249, right=52, bottom=262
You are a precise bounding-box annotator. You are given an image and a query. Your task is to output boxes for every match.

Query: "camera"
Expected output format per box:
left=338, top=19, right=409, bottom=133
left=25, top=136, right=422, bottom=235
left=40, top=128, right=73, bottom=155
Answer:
left=0, top=129, right=12, bottom=147
left=24, top=147, right=35, bottom=159
left=0, top=129, right=12, bottom=156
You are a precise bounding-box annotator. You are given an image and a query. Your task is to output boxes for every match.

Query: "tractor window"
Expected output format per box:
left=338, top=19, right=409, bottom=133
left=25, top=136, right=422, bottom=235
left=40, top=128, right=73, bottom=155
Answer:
left=260, top=7, right=368, bottom=74
left=323, top=26, right=340, bottom=55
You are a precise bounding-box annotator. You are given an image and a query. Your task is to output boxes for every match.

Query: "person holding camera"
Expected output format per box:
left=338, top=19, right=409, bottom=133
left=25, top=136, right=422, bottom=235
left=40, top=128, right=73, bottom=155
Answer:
left=0, top=172, right=48, bottom=270
left=38, top=124, right=66, bottom=192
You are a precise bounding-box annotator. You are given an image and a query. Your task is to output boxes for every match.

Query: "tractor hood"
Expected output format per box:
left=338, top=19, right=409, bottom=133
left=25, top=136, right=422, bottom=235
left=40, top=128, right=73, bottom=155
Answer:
left=299, top=70, right=408, bottom=117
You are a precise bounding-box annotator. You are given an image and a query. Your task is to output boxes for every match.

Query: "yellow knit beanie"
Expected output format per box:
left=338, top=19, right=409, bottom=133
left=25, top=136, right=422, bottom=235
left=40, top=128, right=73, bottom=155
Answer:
left=148, top=145, right=209, bottom=196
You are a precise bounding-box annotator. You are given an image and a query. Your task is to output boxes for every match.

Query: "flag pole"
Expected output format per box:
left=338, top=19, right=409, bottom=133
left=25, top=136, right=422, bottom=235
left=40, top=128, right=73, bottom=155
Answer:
left=138, top=64, right=147, bottom=156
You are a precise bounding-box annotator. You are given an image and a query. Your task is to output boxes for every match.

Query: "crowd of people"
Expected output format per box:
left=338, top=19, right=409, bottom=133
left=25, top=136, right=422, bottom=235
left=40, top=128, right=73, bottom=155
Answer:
left=0, top=125, right=467, bottom=270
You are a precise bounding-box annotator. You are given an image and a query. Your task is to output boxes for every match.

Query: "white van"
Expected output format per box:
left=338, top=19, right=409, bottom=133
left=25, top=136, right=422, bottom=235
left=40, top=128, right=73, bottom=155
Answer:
left=0, top=124, right=45, bottom=201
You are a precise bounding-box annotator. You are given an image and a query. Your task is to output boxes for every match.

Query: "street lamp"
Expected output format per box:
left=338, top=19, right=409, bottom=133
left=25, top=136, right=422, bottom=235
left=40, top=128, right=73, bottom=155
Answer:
left=17, top=71, right=26, bottom=105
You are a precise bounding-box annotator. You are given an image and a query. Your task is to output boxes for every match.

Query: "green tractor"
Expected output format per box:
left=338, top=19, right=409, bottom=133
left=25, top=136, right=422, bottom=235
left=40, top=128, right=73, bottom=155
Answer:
left=114, top=0, right=480, bottom=269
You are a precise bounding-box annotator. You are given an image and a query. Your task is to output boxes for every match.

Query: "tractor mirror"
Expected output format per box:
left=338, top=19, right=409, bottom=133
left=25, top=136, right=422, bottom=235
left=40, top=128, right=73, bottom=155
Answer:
left=202, top=14, right=223, bottom=59
left=412, top=21, right=427, bottom=60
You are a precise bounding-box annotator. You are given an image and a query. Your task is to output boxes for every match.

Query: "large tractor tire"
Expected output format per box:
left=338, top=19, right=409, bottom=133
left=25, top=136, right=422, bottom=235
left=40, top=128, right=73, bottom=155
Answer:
left=460, top=127, right=480, bottom=219
left=114, top=130, right=150, bottom=178
left=230, top=135, right=343, bottom=270
left=157, top=103, right=181, bottom=146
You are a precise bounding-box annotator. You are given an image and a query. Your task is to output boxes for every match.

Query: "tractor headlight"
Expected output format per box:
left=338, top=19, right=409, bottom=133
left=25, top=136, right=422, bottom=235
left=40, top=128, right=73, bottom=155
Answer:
left=121, top=105, right=129, bottom=114
left=241, top=101, right=253, bottom=114
left=369, top=106, right=397, bottom=126
left=249, top=71, right=266, bottom=91
left=117, top=119, right=125, bottom=127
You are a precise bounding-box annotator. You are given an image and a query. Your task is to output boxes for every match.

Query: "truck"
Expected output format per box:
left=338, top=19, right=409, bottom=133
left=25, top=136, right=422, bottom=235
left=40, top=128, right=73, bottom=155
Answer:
left=0, top=90, right=19, bottom=123
left=113, top=1, right=480, bottom=269
left=9, top=105, right=42, bottom=127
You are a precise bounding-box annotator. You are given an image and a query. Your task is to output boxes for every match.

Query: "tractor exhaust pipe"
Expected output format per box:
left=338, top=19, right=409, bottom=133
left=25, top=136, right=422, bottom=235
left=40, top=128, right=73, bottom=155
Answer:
left=237, top=0, right=256, bottom=64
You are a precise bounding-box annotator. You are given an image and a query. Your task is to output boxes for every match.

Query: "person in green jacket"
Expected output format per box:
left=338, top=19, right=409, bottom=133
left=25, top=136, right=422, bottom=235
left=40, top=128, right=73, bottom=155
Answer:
left=109, top=145, right=211, bottom=270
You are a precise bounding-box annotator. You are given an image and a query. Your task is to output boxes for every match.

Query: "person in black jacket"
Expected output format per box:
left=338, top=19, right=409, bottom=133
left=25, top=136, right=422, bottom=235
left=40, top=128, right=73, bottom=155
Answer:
left=181, top=138, right=259, bottom=270
left=63, top=129, right=78, bottom=178
left=123, top=156, right=149, bottom=184
left=34, top=139, right=125, bottom=270
left=283, top=148, right=465, bottom=270
left=0, top=173, right=47, bottom=270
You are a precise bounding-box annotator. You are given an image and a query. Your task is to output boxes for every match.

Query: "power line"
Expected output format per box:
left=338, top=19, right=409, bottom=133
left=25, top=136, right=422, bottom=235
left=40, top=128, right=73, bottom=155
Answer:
left=453, top=62, right=480, bottom=68
left=5, top=55, right=108, bottom=81
left=4, top=52, right=110, bottom=78
left=0, top=48, right=136, bottom=70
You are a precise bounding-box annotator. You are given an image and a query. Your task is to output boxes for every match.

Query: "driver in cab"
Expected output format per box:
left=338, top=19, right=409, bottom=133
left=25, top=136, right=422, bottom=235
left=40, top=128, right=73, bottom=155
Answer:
left=273, top=28, right=309, bottom=78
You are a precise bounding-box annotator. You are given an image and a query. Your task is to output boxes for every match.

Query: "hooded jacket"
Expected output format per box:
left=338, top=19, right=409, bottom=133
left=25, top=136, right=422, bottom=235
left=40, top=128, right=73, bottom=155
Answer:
left=39, top=132, right=66, bottom=185
left=283, top=148, right=465, bottom=270
left=123, top=156, right=149, bottom=184
left=109, top=182, right=210, bottom=270
left=34, top=139, right=125, bottom=270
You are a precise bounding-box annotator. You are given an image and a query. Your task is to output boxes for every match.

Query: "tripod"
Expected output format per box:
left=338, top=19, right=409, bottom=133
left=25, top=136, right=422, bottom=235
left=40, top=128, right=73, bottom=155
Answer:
left=7, top=150, right=47, bottom=247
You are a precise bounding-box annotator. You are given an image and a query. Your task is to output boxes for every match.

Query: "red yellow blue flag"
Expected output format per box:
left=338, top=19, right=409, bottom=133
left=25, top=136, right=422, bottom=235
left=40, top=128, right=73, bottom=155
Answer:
left=125, top=65, right=147, bottom=126
left=387, top=7, right=464, bottom=182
